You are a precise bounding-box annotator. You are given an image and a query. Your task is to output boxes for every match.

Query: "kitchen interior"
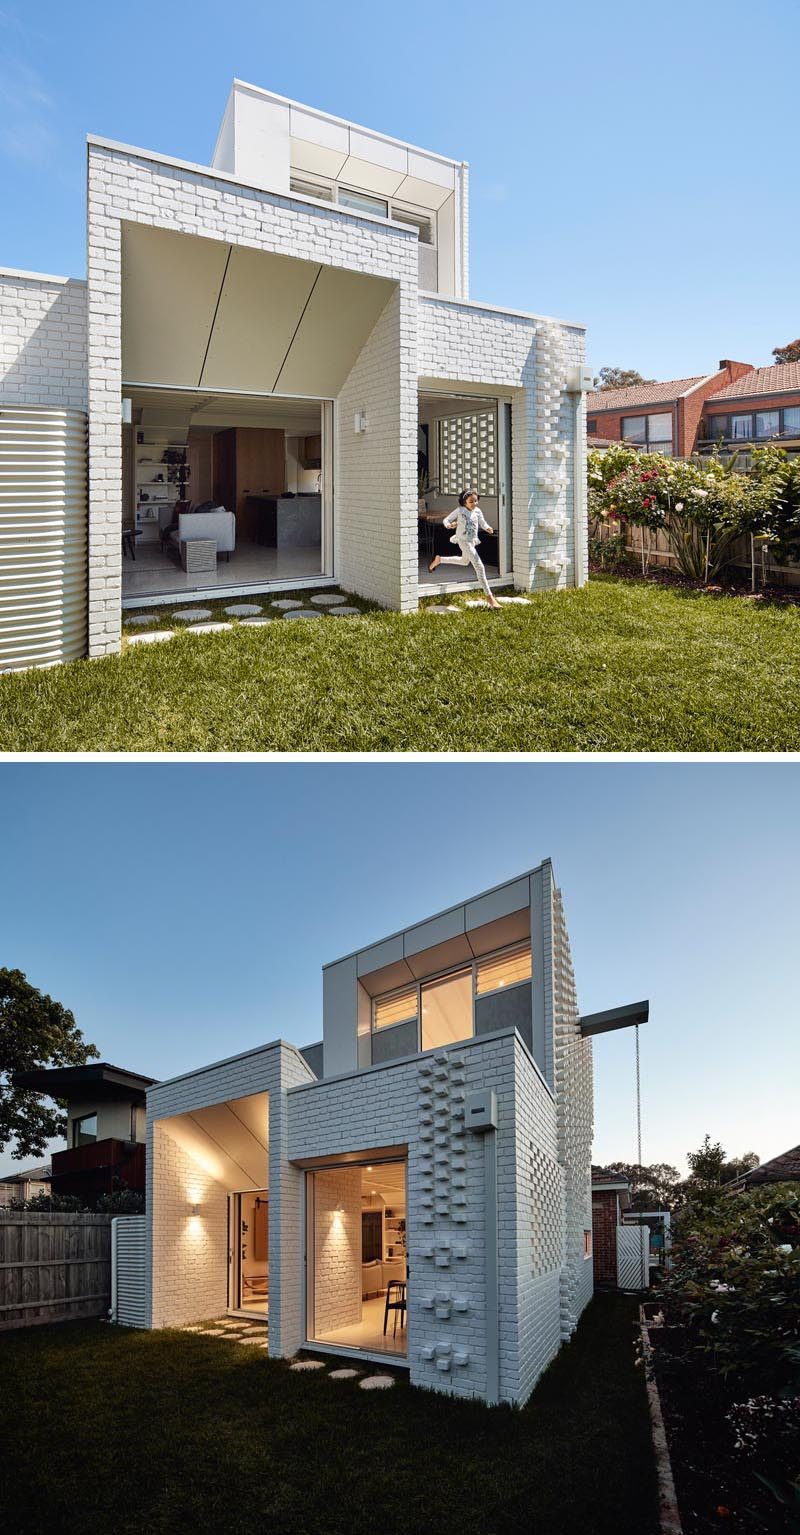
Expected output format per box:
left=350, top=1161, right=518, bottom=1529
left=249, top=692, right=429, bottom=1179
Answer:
left=121, top=389, right=327, bottom=601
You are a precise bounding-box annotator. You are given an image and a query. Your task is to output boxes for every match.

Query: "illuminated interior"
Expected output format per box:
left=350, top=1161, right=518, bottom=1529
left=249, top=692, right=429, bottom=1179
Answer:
left=306, top=1157, right=407, bottom=1358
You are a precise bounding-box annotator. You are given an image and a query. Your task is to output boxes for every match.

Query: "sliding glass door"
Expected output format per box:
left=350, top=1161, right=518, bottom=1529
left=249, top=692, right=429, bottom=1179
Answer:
left=228, top=1190, right=269, bottom=1315
left=306, top=1157, right=407, bottom=1357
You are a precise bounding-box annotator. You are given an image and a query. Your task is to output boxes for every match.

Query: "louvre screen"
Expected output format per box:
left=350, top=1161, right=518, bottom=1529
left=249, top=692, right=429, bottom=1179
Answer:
left=373, top=986, right=418, bottom=1031
left=438, top=410, right=497, bottom=496
left=475, top=945, right=532, bottom=996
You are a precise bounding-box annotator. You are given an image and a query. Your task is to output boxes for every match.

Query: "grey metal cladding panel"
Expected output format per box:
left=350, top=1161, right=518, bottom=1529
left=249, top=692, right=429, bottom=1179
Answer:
left=405, top=934, right=473, bottom=980
left=322, top=954, right=359, bottom=1077
left=371, top=1019, right=419, bottom=1065
left=403, top=906, right=466, bottom=957
left=356, top=934, right=405, bottom=977
left=357, top=957, right=415, bottom=998
left=465, top=877, right=530, bottom=932
left=300, top=1042, right=324, bottom=1079
left=475, top=984, right=533, bottom=1053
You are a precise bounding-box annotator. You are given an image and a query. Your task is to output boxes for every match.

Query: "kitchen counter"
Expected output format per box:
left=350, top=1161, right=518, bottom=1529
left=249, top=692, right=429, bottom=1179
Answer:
left=248, top=494, right=321, bottom=549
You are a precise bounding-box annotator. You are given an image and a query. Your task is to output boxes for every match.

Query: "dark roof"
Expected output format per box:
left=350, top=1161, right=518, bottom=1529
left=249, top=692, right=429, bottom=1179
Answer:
left=13, top=1062, right=158, bottom=1104
left=587, top=376, right=709, bottom=412
left=708, top=361, right=800, bottom=403
left=0, top=1163, right=51, bottom=1184
left=741, top=1145, right=800, bottom=1186
left=592, top=1166, right=630, bottom=1188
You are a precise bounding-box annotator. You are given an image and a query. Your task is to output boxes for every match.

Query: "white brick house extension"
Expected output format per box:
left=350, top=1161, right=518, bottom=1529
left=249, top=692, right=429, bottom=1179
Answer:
left=131, top=863, right=647, bottom=1407
left=0, top=80, right=590, bottom=670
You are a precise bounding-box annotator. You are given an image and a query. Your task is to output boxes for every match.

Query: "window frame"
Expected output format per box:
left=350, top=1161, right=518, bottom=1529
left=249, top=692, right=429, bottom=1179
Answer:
left=288, top=173, right=438, bottom=254
left=704, top=406, right=800, bottom=443
left=72, top=1112, right=98, bottom=1147
left=370, top=940, right=532, bottom=1052
left=621, top=412, right=674, bottom=453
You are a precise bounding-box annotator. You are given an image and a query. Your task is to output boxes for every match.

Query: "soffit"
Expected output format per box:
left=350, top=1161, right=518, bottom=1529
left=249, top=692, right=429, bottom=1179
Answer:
left=158, top=1093, right=268, bottom=1189
left=121, top=222, right=395, bottom=399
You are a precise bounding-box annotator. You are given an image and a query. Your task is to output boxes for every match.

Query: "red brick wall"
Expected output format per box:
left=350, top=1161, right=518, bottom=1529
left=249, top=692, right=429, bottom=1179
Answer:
left=592, top=1189, right=619, bottom=1287
left=587, top=361, right=754, bottom=456
left=704, top=388, right=800, bottom=430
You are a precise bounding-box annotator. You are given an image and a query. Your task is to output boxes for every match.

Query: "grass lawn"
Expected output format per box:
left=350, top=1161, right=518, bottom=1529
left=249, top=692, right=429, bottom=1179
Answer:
left=1, top=575, right=798, bottom=751
left=0, top=1295, right=657, bottom=1535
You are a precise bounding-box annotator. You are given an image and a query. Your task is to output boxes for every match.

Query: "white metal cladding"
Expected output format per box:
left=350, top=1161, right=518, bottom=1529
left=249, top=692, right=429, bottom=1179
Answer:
left=0, top=405, right=88, bottom=672
left=113, top=1215, right=147, bottom=1328
left=616, top=1224, right=650, bottom=1290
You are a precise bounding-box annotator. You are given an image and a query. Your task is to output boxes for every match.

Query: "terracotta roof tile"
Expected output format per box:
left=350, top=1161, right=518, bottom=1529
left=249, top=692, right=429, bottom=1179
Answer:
left=708, top=362, right=800, bottom=402
left=742, top=1145, right=800, bottom=1185
left=587, top=377, right=707, bottom=412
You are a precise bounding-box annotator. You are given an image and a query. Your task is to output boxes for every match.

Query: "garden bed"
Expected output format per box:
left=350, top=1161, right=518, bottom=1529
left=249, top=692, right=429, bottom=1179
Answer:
left=589, top=558, right=800, bottom=609
left=650, top=1321, right=796, bottom=1535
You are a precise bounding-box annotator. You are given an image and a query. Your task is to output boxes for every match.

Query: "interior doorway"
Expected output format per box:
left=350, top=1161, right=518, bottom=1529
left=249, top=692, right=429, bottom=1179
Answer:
left=306, top=1157, right=407, bottom=1358
left=417, top=393, right=512, bottom=591
left=229, top=1189, right=269, bottom=1317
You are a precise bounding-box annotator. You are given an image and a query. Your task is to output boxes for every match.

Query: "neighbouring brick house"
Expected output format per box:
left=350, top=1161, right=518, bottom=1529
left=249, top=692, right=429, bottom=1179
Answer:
left=591, top=1167, right=631, bottom=1287
left=700, top=362, right=800, bottom=458
left=586, top=360, right=753, bottom=457
left=736, top=1144, right=800, bottom=1188
left=110, top=863, right=648, bottom=1405
left=0, top=79, right=593, bottom=673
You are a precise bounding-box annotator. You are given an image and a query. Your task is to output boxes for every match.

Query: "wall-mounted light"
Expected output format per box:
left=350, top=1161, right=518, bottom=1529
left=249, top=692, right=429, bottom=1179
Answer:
left=354, top=409, right=367, bottom=435
left=189, top=1203, right=201, bottom=1217
left=121, top=397, right=132, bottom=424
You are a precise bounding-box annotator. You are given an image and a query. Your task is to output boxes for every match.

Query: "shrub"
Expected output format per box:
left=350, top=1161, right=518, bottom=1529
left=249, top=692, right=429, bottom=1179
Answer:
left=662, top=1183, right=800, bottom=1393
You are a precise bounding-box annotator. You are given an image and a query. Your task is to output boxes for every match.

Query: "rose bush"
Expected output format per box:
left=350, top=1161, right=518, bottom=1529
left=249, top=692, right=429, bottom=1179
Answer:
left=661, top=1182, right=800, bottom=1393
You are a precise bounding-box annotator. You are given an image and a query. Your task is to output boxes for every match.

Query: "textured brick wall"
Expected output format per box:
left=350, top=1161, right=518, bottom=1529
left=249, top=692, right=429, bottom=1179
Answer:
left=310, top=1166, right=362, bottom=1333
left=150, top=1122, right=228, bottom=1327
left=0, top=270, right=87, bottom=410
left=86, top=140, right=418, bottom=655
left=145, top=1039, right=315, bottom=1349
left=551, top=882, right=594, bottom=1334
left=418, top=297, right=587, bottom=591
left=336, top=284, right=418, bottom=611
left=286, top=1029, right=560, bottom=1405
left=511, top=1035, right=563, bottom=1404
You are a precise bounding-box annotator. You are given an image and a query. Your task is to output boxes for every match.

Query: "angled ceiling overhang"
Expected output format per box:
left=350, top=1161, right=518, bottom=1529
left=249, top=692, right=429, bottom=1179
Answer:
left=121, top=222, right=395, bottom=397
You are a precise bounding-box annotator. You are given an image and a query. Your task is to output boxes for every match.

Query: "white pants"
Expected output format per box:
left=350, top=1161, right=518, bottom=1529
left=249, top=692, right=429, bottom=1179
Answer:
left=437, top=540, right=493, bottom=598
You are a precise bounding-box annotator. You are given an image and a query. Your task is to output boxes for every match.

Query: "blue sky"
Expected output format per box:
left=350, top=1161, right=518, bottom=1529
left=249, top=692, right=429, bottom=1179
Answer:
left=1, top=761, right=797, bottom=1178
left=1, top=0, right=798, bottom=379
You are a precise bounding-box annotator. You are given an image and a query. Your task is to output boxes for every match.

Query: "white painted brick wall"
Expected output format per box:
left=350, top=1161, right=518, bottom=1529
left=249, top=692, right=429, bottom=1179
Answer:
left=0, top=270, right=87, bottom=410
left=336, top=285, right=418, bottom=611
left=86, top=141, right=418, bottom=655
left=311, top=1166, right=362, bottom=1332
left=551, top=884, right=594, bottom=1333
left=150, top=1121, right=228, bottom=1327
left=418, top=297, right=587, bottom=593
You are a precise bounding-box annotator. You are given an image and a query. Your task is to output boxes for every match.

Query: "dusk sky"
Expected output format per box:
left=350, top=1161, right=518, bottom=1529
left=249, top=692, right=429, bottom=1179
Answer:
left=1, top=0, right=798, bottom=380
left=1, top=761, right=797, bottom=1179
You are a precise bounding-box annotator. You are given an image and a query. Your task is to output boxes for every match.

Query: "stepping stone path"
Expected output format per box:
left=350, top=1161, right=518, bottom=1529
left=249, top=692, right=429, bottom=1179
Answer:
left=498, top=596, right=529, bottom=604
left=128, top=613, right=163, bottom=626
left=290, top=1359, right=326, bottom=1371
left=224, top=603, right=263, bottom=616
left=186, top=622, right=232, bottom=634
left=359, top=1374, right=395, bottom=1391
left=172, top=608, right=213, bottom=623
left=426, top=605, right=459, bottom=614
left=241, top=616, right=274, bottom=625
left=283, top=609, right=322, bottom=620
left=271, top=599, right=303, bottom=610
left=329, top=1368, right=360, bottom=1380
left=328, top=606, right=361, bottom=617
left=309, top=593, right=346, bottom=606
left=128, top=630, right=175, bottom=646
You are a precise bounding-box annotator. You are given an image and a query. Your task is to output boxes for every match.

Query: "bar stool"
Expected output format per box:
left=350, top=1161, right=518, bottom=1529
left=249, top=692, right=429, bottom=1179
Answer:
left=383, top=1279, right=406, bottom=1337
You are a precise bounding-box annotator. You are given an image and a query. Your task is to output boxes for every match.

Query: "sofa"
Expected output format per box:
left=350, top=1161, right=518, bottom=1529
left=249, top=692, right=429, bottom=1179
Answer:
left=159, top=504, right=236, bottom=560
left=361, top=1258, right=405, bottom=1298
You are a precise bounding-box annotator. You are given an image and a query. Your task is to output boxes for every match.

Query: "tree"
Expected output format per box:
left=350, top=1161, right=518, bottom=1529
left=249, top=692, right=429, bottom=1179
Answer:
left=684, top=1134, right=761, bottom=1191
left=593, top=366, right=656, bottom=392
left=772, top=338, right=800, bottom=365
left=605, top=1161, right=682, bottom=1211
left=0, top=969, right=98, bottom=1160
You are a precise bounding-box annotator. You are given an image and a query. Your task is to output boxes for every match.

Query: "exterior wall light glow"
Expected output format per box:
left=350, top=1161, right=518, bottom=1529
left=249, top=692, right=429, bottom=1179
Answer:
left=354, top=409, right=367, bottom=434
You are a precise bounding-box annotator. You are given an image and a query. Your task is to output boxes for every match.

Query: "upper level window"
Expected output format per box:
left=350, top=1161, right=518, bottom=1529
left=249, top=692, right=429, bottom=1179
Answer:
left=784, top=407, right=800, bottom=436
left=338, top=187, right=389, bottom=219
left=372, top=942, right=532, bottom=1055
left=587, top=420, right=597, bottom=434
left=393, top=207, right=433, bottom=245
left=73, top=1113, right=97, bottom=1146
left=732, top=414, right=753, bottom=440
left=290, top=176, right=334, bottom=202
left=707, top=415, right=727, bottom=439
left=622, top=413, right=673, bottom=454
